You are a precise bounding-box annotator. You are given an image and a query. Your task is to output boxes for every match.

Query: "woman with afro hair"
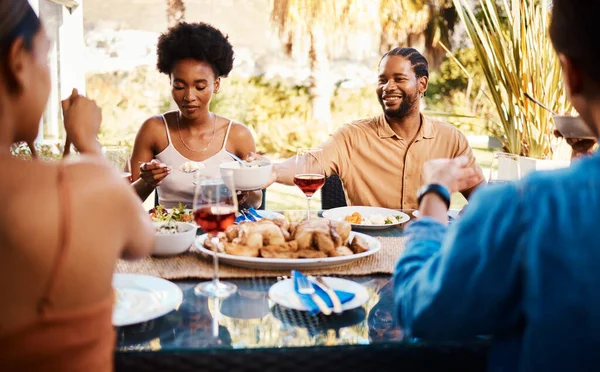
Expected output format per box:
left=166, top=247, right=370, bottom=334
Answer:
left=131, top=22, right=260, bottom=208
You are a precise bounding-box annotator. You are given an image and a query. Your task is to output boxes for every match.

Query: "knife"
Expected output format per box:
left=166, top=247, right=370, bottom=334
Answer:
left=311, top=276, right=343, bottom=314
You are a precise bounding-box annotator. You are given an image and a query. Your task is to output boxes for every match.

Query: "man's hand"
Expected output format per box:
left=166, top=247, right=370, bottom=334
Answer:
left=424, top=156, right=483, bottom=194
left=554, top=129, right=597, bottom=159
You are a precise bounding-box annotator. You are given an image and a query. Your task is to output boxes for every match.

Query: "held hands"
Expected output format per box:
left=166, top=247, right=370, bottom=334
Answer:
left=61, top=88, right=102, bottom=155
left=139, top=159, right=171, bottom=187
left=423, top=156, right=483, bottom=194
left=553, top=129, right=597, bottom=159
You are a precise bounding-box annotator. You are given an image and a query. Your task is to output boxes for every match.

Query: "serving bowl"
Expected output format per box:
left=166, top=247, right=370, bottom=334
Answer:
left=153, top=222, right=197, bottom=256
left=220, top=161, right=272, bottom=191
left=553, top=115, right=596, bottom=139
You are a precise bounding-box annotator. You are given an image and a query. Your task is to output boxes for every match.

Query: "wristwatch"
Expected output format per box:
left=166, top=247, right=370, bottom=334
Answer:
left=417, top=184, right=451, bottom=210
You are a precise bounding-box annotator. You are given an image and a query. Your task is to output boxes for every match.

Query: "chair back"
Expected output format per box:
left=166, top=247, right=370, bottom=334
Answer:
left=321, top=174, right=347, bottom=210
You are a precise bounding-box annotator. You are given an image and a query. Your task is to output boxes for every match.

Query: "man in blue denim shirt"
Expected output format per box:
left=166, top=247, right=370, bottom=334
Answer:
left=393, top=0, right=600, bottom=370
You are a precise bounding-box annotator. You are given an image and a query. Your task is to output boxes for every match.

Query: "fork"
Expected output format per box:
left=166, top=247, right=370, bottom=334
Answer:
left=296, top=273, right=332, bottom=315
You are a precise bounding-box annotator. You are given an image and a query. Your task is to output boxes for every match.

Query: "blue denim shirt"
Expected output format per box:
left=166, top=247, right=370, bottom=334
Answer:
left=393, top=151, right=600, bottom=372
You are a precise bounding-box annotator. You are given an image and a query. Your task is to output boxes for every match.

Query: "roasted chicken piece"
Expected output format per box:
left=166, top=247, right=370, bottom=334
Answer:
left=331, top=220, right=351, bottom=245
left=224, top=224, right=240, bottom=241
left=349, top=234, right=369, bottom=254
left=271, top=218, right=292, bottom=241
left=293, top=218, right=352, bottom=255
left=334, top=246, right=354, bottom=256
left=203, top=232, right=227, bottom=251
left=296, top=249, right=327, bottom=258
left=260, top=241, right=299, bottom=259
left=239, top=220, right=286, bottom=246
left=223, top=242, right=260, bottom=257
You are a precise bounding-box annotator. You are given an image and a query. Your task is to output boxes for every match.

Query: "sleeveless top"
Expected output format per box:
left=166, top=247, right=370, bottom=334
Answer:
left=0, top=163, right=115, bottom=372
left=156, top=113, right=235, bottom=208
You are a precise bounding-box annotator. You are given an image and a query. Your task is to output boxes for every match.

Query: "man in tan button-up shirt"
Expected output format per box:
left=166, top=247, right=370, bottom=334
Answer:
left=272, top=47, right=484, bottom=209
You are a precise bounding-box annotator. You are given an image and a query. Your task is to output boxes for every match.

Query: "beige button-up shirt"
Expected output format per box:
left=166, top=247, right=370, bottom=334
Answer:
left=321, top=114, right=482, bottom=209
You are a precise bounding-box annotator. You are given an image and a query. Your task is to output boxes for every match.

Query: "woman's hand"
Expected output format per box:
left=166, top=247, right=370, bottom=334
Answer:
left=139, top=159, right=171, bottom=187
left=61, top=88, right=102, bottom=155
left=553, top=129, right=597, bottom=159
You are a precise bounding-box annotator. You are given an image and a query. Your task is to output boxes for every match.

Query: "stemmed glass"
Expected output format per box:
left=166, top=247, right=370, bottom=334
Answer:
left=293, top=148, right=325, bottom=220
left=193, top=169, right=238, bottom=298
left=489, top=152, right=521, bottom=185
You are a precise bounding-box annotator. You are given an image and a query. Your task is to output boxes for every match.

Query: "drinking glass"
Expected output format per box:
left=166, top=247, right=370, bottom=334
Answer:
left=294, top=148, right=325, bottom=220
left=103, top=145, right=131, bottom=179
left=193, top=169, right=238, bottom=298
left=489, top=152, right=521, bottom=185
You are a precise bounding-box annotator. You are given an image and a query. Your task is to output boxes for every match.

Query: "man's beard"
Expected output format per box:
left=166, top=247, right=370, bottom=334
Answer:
left=378, top=91, right=419, bottom=119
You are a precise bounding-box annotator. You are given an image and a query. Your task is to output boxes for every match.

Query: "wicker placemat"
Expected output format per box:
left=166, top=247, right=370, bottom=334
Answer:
left=115, top=235, right=406, bottom=279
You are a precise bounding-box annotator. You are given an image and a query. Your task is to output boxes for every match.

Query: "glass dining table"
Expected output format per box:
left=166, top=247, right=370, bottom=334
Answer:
left=115, top=210, right=489, bottom=371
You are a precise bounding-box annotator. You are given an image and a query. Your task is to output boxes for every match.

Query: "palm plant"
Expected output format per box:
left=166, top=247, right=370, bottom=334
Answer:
left=454, top=0, right=570, bottom=159
left=379, top=0, right=457, bottom=67
left=270, top=0, right=378, bottom=130
left=270, top=0, right=458, bottom=130
left=166, top=0, right=185, bottom=27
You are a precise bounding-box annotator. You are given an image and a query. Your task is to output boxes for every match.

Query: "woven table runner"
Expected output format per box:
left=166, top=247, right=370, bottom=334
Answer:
left=115, top=235, right=406, bottom=279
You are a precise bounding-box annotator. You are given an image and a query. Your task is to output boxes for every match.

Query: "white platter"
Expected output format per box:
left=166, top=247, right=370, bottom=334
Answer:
left=112, top=273, right=183, bottom=327
left=412, top=208, right=461, bottom=221
left=194, top=231, right=381, bottom=270
left=322, top=206, right=410, bottom=230
left=268, top=277, right=369, bottom=312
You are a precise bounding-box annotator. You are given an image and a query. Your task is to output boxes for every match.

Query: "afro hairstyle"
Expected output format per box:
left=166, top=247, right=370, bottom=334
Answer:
left=156, top=22, right=234, bottom=78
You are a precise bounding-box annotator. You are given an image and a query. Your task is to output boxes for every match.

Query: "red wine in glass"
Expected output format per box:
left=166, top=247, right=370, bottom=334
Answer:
left=194, top=205, right=237, bottom=234
left=294, top=174, right=325, bottom=197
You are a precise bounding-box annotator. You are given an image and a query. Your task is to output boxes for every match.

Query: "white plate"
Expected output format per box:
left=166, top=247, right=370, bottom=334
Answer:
left=194, top=231, right=381, bottom=270
left=412, top=209, right=461, bottom=220
left=322, top=206, right=410, bottom=230
left=255, top=210, right=285, bottom=220
left=268, top=277, right=370, bottom=312
left=112, top=274, right=183, bottom=327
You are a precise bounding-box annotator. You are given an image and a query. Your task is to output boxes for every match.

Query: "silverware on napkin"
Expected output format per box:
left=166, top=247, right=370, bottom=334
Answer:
left=294, top=271, right=332, bottom=315
left=310, top=276, right=343, bottom=314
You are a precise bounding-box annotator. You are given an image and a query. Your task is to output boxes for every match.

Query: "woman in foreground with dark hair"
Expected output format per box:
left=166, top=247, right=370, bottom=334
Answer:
left=0, top=1, right=155, bottom=370
left=131, top=22, right=259, bottom=208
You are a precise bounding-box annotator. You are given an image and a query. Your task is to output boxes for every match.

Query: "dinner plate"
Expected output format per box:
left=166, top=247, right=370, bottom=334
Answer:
left=254, top=210, right=285, bottom=220
left=194, top=231, right=381, bottom=270
left=322, top=206, right=410, bottom=230
left=268, top=277, right=370, bottom=312
left=412, top=208, right=461, bottom=220
left=112, top=274, right=183, bottom=327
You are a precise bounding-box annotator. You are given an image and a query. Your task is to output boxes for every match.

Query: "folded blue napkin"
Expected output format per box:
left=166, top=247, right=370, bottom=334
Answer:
left=292, top=270, right=355, bottom=315
left=235, top=207, right=262, bottom=223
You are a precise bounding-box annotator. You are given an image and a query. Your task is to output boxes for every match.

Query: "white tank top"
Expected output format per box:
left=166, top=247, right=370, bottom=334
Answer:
left=155, top=113, right=234, bottom=208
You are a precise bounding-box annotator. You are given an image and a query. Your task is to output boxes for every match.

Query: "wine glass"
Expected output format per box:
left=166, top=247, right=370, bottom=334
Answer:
left=489, top=152, right=521, bottom=185
left=294, top=148, right=325, bottom=220
left=103, top=145, right=131, bottom=179
left=193, top=169, right=238, bottom=298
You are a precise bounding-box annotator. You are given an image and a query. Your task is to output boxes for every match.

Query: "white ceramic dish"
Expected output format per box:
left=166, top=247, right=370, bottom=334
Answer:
left=412, top=209, right=461, bottom=220
left=553, top=115, right=596, bottom=139
left=112, top=274, right=183, bottom=327
left=322, top=206, right=410, bottom=230
left=194, top=231, right=381, bottom=270
left=153, top=221, right=196, bottom=256
left=220, top=161, right=273, bottom=191
left=268, top=277, right=369, bottom=312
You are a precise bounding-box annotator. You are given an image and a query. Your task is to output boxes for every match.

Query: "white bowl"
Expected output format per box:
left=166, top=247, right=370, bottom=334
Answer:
left=553, top=115, right=596, bottom=139
left=220, top=161, right=273, bottom=191
left=153, top=222, right=197, bottom=256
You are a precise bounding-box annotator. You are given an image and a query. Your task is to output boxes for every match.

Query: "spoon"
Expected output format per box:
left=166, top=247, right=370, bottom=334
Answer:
left=524, top=92, right=558, bottom=115
left=226, top=151, right=250, bottom=168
